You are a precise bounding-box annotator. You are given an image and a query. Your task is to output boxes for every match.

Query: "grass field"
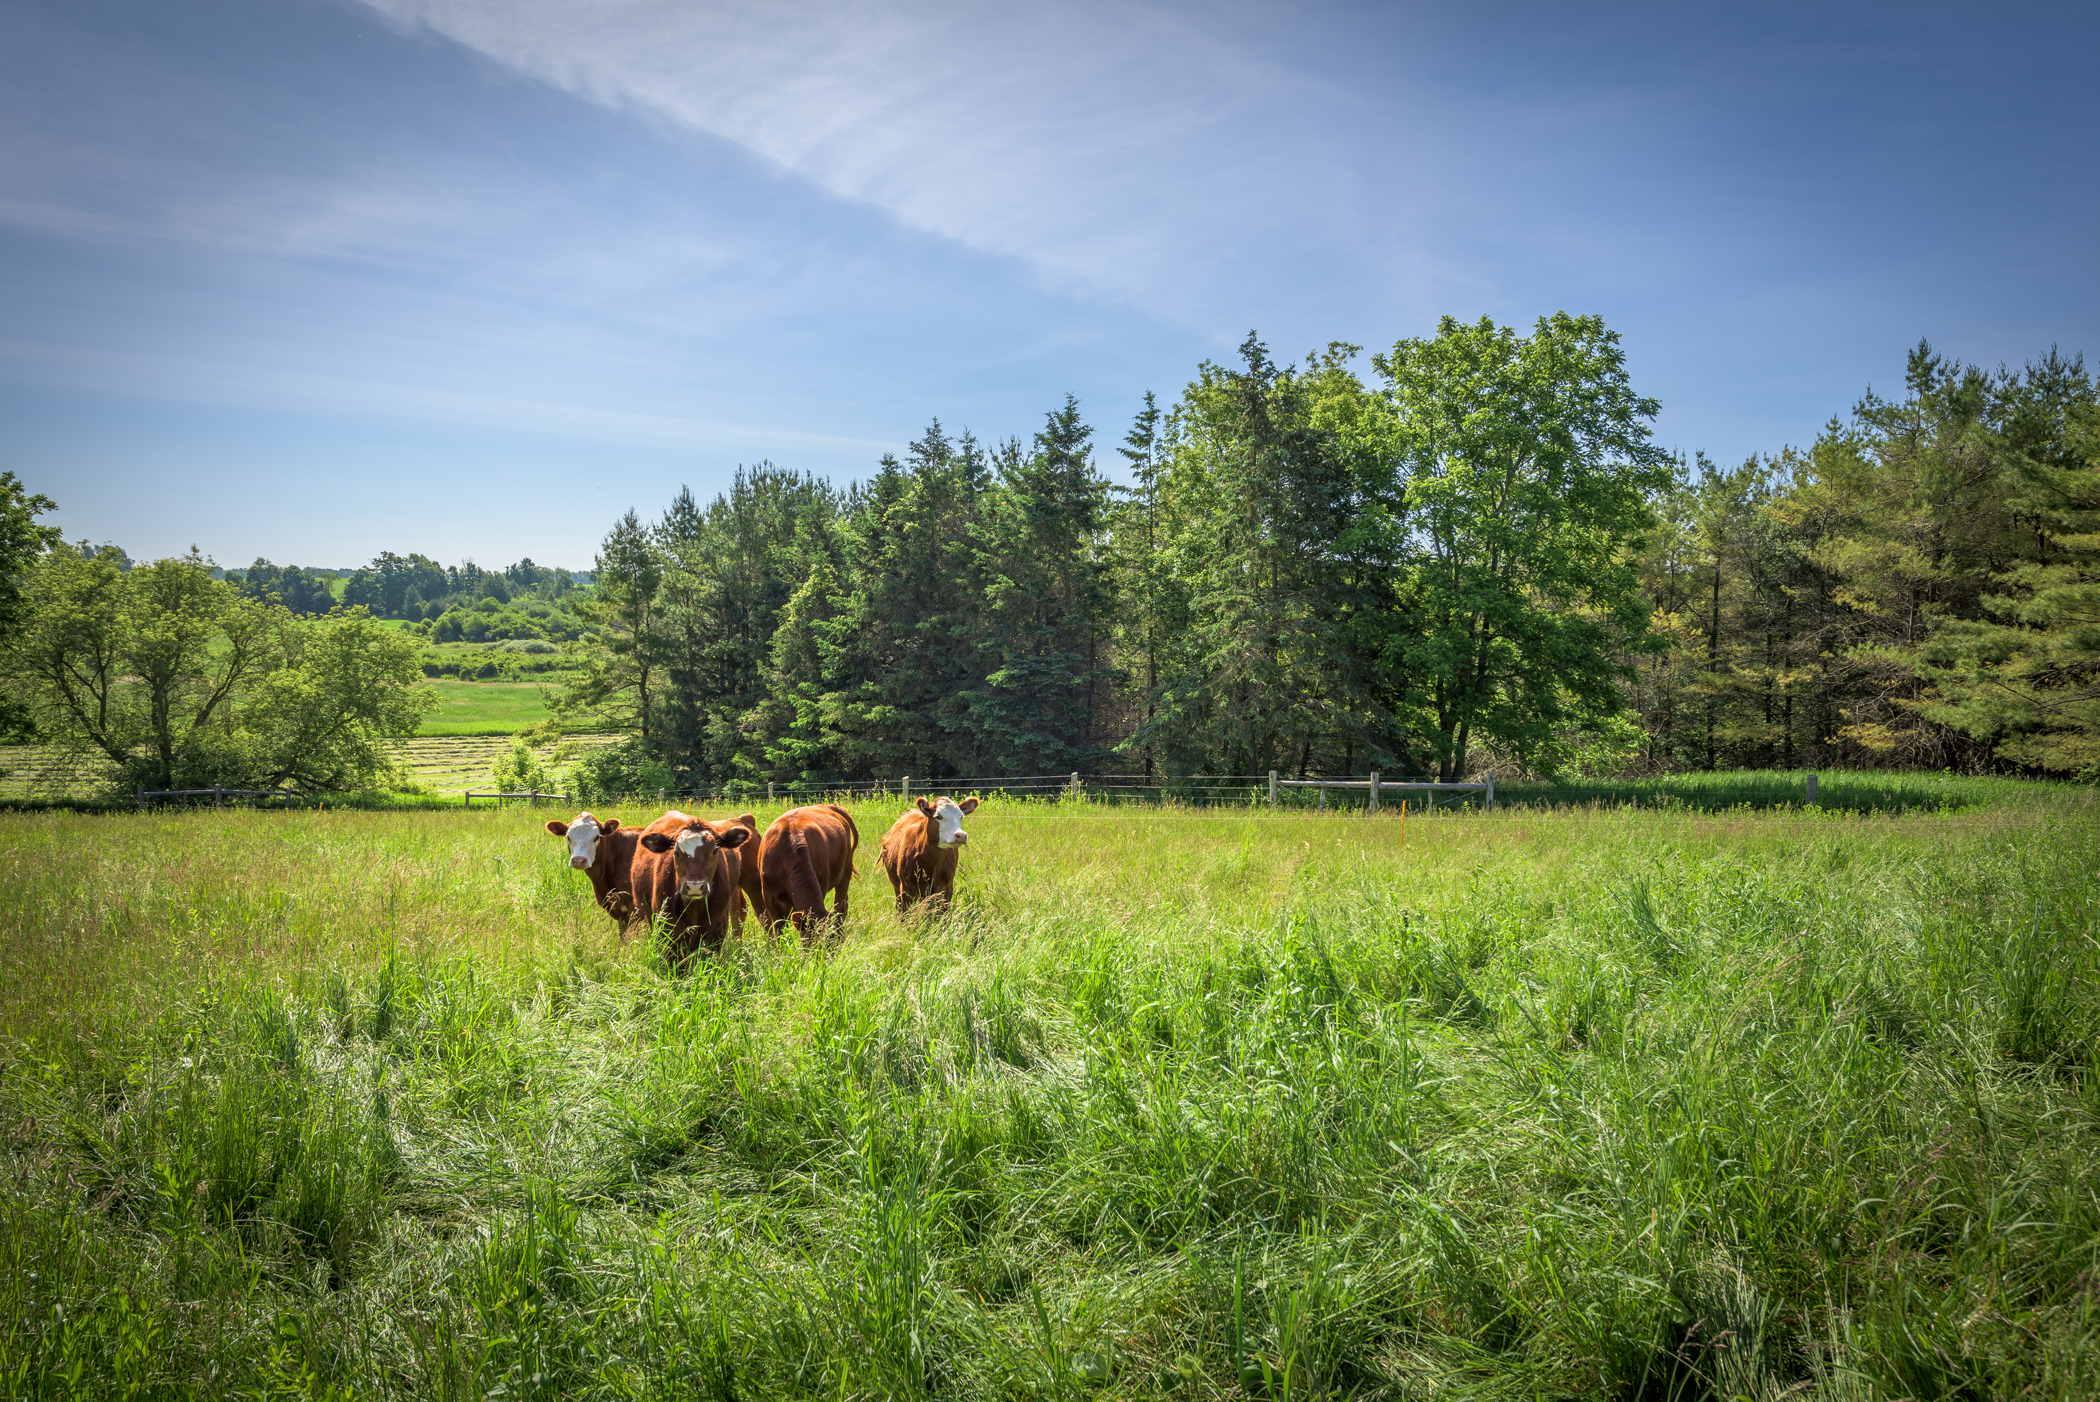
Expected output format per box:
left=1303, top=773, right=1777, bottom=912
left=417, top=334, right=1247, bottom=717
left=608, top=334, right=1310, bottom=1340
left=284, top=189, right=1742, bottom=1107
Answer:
left=415, top=680, right=561, bottom=735
left=1, top=785, right=2095, bottom=1398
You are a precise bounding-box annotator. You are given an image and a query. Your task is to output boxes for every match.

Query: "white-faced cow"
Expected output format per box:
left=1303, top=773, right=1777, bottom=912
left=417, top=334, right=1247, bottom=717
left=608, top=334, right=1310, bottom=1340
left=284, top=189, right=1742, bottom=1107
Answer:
left=544, top=812, right=644, bottom=929
left=635, top=814, right=753, bottom=960
left=877, top=795, right=979, bottom=913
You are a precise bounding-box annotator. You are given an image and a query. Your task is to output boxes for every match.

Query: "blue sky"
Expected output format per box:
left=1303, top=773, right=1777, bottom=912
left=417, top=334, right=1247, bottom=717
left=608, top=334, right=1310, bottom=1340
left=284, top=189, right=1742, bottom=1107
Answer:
left=3, top=0, right=2094, bottom=569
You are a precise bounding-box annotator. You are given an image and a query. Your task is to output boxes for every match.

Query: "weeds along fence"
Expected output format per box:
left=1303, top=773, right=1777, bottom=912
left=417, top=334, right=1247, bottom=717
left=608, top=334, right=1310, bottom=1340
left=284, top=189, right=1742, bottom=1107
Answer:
left=461, top=790, right=571, bottom=809
left=134, top=786, right=458, bottom=812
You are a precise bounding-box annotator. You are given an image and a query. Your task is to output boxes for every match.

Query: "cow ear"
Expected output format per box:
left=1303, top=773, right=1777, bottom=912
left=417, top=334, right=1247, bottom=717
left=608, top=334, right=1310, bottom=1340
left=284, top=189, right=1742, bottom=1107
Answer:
left=601, top=818, right=621, bottom=832
left=959, top=797, right=979, bottom=814
left=546, top=820, right=570, bottom=836
left=719, top=826, right=750, bottom=848
left=639, top=832, right=674, bottom=852
left=736, top=812, right=757, bottom=831
left=916, top=797, right=935, bottom=815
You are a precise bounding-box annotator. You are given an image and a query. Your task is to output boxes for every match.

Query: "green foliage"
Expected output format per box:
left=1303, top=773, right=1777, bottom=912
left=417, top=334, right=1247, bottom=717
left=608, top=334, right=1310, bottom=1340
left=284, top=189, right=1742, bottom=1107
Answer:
left=1133, top=337, right=1406, bottom=777
left=6, top=548, right=432, bottom=791
left=491, top=737, right=553, bottom=794
left=1377, top=314, right=1674, bottom=778
left=569, top=736, right=675, bottom=801
left=0, top=791, right=2096, bottom=1396
left=232, top=557, right=337, bottom=616
left=1635, top=343, right=2100, bottom=776
left=1909, top=377, right=2100, bottom=774
left=0, top=473, right=61, bottom=742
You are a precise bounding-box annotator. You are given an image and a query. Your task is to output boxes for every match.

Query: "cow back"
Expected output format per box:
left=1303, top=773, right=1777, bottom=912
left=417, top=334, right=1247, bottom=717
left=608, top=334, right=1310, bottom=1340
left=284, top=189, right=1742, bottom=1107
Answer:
left=759, top=804, right=859, bottom=929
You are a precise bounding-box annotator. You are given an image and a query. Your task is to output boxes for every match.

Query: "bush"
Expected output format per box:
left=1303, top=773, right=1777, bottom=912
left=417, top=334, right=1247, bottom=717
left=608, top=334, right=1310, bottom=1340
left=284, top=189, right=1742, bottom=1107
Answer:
left=492, top=740, right=554, bottom=795
left=570, top=738, right=675, bottom=803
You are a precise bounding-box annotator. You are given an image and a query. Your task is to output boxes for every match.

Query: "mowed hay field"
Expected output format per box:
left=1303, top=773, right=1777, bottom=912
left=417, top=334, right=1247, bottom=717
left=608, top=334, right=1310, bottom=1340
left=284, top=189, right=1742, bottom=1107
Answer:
left=1, top=792, right=2096, bottom=1399
left=0, top=735, right=623, bottom=802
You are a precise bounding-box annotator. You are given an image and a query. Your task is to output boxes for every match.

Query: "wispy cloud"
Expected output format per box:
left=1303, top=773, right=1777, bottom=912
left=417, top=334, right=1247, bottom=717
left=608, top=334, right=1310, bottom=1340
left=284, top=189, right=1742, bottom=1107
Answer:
left=353, top=0, right=1405, bottom=321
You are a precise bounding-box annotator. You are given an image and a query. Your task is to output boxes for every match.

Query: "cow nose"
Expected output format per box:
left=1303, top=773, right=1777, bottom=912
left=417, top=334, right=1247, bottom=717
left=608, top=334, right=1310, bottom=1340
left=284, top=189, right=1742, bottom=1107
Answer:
left=569, top=855, right=589, bottom=869
left=952, top=830, right=968, bottom=846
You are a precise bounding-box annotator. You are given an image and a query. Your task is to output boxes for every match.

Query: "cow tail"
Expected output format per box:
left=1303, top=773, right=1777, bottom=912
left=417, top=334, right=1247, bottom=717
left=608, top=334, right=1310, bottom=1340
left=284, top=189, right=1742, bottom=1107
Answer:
left=786, top=829, right=824, bottom=916
left=840, top=806, right=861, bottom=876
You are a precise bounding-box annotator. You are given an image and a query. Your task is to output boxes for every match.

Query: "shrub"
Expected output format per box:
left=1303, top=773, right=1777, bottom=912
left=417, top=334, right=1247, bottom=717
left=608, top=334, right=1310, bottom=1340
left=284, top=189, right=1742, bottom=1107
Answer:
left=492, top=740, right=553, bottom=795
left=570, top=738, right=674, bottom=802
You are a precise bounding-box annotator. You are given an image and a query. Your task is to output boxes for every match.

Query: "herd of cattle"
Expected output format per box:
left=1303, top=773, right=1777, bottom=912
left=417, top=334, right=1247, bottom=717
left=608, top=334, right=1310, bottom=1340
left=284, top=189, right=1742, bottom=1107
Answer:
left=544, top=795, right=982, bottom=959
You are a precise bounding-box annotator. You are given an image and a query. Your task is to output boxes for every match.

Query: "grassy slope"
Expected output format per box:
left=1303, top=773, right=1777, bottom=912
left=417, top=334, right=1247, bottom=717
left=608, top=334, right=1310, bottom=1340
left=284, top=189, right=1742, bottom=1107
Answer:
left=415, top=680, right=557, bottom=735
left=1, top=791, right=2096, bottom=1398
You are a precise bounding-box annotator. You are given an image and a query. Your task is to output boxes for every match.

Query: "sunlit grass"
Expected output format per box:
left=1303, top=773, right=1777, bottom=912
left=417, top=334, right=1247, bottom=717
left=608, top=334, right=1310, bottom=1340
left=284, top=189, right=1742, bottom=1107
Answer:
left=415, top=680, right=560, bottom=735
left=1, top=785, right=2095, bottom=1397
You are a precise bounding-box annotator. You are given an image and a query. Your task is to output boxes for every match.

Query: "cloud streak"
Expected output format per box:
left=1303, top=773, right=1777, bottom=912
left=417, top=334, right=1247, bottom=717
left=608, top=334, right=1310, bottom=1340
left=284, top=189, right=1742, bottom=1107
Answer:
left=353, top=0, right=1403, bottom=321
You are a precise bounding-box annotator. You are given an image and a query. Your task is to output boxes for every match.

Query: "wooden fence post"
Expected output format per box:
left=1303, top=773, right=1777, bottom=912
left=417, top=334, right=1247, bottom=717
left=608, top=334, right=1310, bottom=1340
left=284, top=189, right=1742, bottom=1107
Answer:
left=1805, top=774, right=1818, bottom=806
left=1318, top=784, right=1327, bottom=811
left=214, top=784, right=223, bottom=810
left=768, top=781, right=775, bottom=803
left=1486, top=772, right=1496, bottom=811
left=1368, top=772, right=1380, bottom=814
left=1269, top=770, right=1278, bottom=807
left=903, top=776, right=911, bottom=805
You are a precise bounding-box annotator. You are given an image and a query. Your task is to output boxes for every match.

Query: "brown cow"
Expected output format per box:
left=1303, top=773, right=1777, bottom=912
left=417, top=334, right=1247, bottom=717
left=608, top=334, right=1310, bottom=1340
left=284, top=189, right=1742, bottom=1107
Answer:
left=878, top=795, right=980, bottom=912
left=634, top=814, right=753, bottom=960
left=724, top=810, right=764, bottom=924
left=756, top=803, right=859, bottom=944
left=545, top=812, right=645, bottom=929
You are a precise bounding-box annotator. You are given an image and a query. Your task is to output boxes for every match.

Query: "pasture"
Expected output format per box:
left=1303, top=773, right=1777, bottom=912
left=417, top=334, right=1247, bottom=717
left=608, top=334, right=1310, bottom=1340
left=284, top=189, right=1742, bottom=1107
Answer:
left=415, top=680, right=561, bottom=736
left=0, top=788, right=2095, bottom=1398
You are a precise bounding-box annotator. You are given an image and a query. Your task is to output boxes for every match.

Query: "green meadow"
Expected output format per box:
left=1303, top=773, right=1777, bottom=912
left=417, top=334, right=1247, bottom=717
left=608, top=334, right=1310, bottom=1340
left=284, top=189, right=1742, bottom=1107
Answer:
left=414, top=681, right=559, bottom=736
left=1, top=785, right=2095, bottom=1398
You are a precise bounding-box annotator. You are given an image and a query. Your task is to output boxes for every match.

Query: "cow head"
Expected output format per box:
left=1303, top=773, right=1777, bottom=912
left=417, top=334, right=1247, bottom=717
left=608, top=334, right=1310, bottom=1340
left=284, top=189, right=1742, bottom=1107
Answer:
left=915, top=795, right=979, bottom=848
left=640, top=820, right=751, bottom=900
left=546, top=813, right=621, bottom=870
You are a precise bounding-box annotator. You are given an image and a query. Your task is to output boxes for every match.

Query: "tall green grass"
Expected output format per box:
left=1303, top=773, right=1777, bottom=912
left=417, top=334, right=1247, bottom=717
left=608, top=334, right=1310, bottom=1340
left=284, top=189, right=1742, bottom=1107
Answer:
left=0, top=787, right=2094, bottom=1397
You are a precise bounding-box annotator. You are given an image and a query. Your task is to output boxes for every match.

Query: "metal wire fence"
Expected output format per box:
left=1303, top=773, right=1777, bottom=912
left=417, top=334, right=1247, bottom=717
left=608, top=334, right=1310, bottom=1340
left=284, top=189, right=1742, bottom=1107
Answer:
left=610, top=771, right=1498, bottom=812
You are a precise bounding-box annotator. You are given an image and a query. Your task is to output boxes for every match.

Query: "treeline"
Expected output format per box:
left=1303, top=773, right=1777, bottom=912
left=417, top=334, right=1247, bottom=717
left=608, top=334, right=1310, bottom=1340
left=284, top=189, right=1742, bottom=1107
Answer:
left=229, top=552, right=590, bottom=622
left=1630, top=344, right=2099, bottom=777
left=229, top=551, right=598, bottom=650
left=565, top=319, right=2099, bottom=786
left=568, top=315, right=1673, bottom=786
